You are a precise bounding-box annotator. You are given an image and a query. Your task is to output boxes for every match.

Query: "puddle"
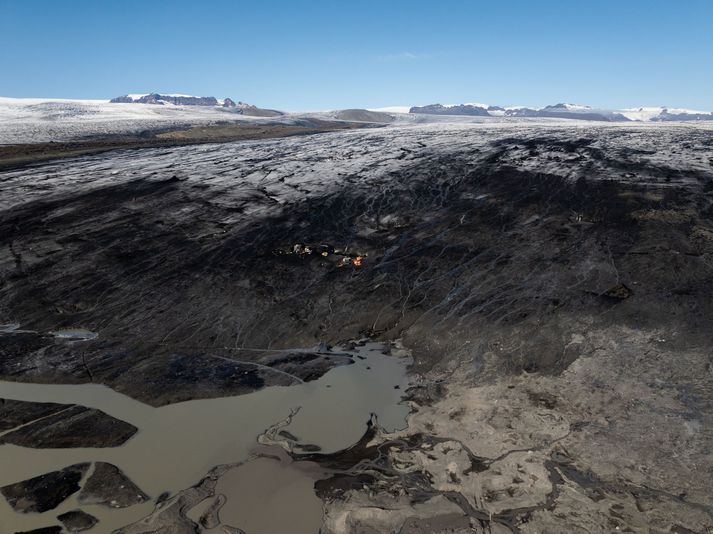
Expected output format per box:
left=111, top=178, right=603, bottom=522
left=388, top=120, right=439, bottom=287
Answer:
left=209, top=457, right=324, bottom=534
left=0, top=342, right=411, bottom=533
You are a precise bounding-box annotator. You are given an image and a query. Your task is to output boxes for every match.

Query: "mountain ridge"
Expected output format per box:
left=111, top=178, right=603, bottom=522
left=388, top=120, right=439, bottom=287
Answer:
left=109, top=93, right=284, bottom=117
left=409, top=102, right=713, bottom=122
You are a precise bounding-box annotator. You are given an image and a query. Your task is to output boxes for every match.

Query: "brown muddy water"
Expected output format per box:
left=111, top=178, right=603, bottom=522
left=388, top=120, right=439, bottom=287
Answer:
left=0, top=343, right=411, bottom=533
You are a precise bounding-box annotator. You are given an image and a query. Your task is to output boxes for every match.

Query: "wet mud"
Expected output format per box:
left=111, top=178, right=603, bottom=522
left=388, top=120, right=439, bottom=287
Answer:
left=0, top=343, right=410, bottom=532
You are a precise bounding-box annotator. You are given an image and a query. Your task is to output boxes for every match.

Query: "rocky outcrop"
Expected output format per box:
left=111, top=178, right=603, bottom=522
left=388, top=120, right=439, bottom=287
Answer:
left=235, top=103, right=284, bottom=117
left=140, top=94, right=218, bottom=106
left=110, top=93, right=230, bottom=107
left=108, top=95, right=133, bottom=103
left=409, top=103, right=490, bottom=116
left=108, top=93, right=284, bottom=116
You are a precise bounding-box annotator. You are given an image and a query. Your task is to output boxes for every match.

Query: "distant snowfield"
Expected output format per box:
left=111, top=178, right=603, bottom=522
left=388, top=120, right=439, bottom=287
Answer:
left=619, top=106, right=712, bottom=121
left=0, top=97, right=288, bottom=144
left=372, top=102, right=713, bottom=122
left=1, top=97, right=712, bottom=145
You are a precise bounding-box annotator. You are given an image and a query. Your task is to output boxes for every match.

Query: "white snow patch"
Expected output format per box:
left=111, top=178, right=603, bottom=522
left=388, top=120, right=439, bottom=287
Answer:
left=559, top=103, right=592, bottom=111
left=368, top=106, right=411, bottom=113
left=0, top=96, right=110, bottom=105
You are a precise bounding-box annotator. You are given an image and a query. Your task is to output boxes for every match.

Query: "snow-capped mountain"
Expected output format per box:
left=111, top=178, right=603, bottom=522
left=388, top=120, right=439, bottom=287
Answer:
left=409, top=103, right=490, bottom=116
left=110, top=93, right=237, bottom=107
left=504, top=103, right=631, bottom=122
left=409, top=102, right=713, bottom=122
left=109, top=93, right=284, bottom=117
left=619, top=107, right=713, bottom=122
left=0, top=96, right=286, bottom=144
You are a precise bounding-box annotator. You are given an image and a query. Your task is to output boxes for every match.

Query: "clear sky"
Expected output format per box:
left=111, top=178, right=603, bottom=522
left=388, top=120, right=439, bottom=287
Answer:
left=1, top=0, right=712, bottom=111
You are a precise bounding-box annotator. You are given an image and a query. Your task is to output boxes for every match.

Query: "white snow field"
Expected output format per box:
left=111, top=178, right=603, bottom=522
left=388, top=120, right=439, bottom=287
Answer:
left=2, top=96, right=713, bottom=146
left=0, top=97, right=292, bottom=144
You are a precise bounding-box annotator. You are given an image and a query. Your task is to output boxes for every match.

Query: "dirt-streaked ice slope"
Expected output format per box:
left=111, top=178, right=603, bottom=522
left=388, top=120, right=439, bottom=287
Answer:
left=1, top=121, right=713, bottom=532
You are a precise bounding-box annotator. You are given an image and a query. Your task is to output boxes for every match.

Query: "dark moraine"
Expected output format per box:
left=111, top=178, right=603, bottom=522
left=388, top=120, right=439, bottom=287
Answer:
left=0, top=398, right=68, bottom=431
left=57, top=509, right=99, bottom=532
left=0, top=403, right=137, bottom=448
left=1, top=463, right=89, bottom=513
left=78, top=462, right=149, bottom=508
left=15, top=527, right=63, bottom=534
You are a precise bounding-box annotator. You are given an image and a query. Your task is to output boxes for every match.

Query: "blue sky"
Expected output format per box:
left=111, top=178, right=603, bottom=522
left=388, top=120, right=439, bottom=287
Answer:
left=1, top=0, right=712, bottom=111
